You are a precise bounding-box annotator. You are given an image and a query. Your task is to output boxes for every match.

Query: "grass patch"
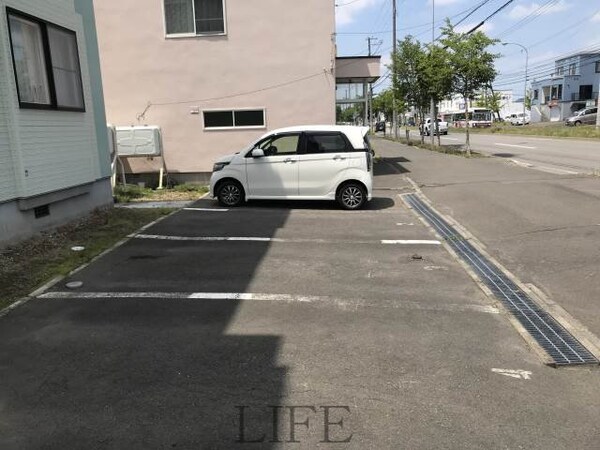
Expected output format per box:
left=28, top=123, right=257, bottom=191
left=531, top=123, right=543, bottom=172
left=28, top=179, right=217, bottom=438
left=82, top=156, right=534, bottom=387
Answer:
left=384, top=135, right=483, bottom=157
left=114, top=183, right=208, bottom=203
left=449, top=123, right=600, bottom=139
left=0, top=208, right=173, bottom=310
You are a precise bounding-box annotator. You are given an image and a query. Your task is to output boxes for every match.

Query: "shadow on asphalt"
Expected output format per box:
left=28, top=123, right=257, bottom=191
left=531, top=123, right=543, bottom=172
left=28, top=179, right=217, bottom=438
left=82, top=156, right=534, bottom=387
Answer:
left=243, top=197, right=395, bottom=211
left=0, top=205, right=292, bottom=447
left=375, top=157, right=410, bottom=175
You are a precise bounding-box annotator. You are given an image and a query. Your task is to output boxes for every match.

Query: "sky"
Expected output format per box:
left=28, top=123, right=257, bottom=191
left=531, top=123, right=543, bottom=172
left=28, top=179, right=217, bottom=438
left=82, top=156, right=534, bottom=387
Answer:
left=335, top=0, right=600, bottom=100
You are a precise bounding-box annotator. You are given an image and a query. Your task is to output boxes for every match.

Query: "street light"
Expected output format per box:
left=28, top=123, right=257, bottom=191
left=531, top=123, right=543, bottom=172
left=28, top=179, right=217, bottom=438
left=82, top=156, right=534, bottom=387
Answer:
left=502, top=42, right=529, bottom=125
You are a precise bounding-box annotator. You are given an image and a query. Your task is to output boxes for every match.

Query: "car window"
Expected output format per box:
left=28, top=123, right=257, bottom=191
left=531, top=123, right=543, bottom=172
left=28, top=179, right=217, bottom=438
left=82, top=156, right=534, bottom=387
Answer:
left=258, top=134, right=300, bottom=156
left=305, top=133, right=349, bottom=154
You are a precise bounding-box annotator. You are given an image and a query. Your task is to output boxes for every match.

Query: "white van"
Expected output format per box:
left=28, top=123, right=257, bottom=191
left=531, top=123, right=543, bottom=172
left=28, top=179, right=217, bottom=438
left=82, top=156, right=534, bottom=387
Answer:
left=210, top=125, right=373, bottom=210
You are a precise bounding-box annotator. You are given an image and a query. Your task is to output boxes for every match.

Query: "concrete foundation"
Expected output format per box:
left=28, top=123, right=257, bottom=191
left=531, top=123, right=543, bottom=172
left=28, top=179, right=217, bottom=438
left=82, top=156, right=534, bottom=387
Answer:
left=0, top=178, right=114, bottom=247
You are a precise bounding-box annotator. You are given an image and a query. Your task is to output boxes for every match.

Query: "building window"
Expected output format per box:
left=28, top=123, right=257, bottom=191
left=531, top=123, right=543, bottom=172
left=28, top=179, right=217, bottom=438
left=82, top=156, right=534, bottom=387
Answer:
left=533, top=90, right=538, bottom=100
left=203, top=109, right=265, bottom=129
left=164, top=0, right=225, bottom=36
left=7, top=9, right=85, bottom=111
left=596, top=61, right=600, bottom=73
left=568, top=63, right=577, bottom=75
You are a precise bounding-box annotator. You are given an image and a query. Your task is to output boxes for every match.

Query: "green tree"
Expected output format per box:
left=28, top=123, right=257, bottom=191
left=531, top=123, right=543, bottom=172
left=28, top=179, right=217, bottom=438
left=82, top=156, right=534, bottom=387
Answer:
left=372, top=89, right=395, bottom=123
left=419, top=44, right=453, bottom=145
left=440, top=21, right=499, bottom=154
left=392, top=36, right=429, bottom=142
left=524, top=89, right=532, bottom=111
left=476, top=86, right=502, bottom=121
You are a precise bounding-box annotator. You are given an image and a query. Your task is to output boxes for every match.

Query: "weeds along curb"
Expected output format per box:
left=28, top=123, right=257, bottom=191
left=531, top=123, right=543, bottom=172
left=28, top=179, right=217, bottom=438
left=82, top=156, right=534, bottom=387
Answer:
left=382, top=136, right=483, bottom=158
left=0, top=196, right=205, bottom=319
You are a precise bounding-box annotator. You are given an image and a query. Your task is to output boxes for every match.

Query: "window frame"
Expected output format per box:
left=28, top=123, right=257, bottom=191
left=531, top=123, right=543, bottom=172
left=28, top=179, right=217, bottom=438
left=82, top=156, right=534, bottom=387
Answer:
left=6, top=7, right=85, bottom=112
left=596, top=61, right=600, bottom=73
left=203, top=108, right=266, bottom=131
left=163, top=0, right=227, bottom=38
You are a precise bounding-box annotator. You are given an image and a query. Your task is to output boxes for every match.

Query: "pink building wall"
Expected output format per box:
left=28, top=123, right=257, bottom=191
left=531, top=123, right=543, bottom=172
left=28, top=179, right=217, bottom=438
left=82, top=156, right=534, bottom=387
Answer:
left=94, top=0, right=336, bottom=176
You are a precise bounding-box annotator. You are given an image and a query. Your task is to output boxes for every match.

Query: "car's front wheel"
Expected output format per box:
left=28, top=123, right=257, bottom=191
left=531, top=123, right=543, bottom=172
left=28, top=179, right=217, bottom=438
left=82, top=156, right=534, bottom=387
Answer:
left=337, top=182, right=367, bottom=210
left=574, top=121, right=582, bottom=126
left=217, top=180, right=244, bottom=207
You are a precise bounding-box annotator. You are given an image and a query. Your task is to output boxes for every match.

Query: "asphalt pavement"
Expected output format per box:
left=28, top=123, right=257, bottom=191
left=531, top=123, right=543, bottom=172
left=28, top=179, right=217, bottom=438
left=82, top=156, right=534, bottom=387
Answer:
left=1, top=156, right=600, bottom=449
left=405, top=129, right=600, bottom=175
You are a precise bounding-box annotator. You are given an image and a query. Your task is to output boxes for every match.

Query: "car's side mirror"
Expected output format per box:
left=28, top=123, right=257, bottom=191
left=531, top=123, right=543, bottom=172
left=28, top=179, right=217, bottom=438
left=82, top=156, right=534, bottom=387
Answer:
left=251, top=148, right=265, bottom=158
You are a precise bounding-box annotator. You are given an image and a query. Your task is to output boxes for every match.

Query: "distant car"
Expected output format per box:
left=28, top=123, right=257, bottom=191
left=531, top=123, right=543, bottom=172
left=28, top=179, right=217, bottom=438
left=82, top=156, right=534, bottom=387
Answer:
left=565, top=107, right=597, bottom=126
left=420, top=118, right=448, bottom=135
left=375, top=121, right=385, bottom=132
left=509, top=113, right=530, bottom=126
left=210, top=125, right=373, bottom=210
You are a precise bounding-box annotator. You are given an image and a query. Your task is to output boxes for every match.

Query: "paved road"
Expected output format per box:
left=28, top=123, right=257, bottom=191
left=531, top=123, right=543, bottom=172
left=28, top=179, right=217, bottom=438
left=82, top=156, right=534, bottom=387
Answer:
left=1, top=160, right=600, bottom=448
left=403, top=130, right=600, bottom=175
left=375, top=136, right=600, bottom=338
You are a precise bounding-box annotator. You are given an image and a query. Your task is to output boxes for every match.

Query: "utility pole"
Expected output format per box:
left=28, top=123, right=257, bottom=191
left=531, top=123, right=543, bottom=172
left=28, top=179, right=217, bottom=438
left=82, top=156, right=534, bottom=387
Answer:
left=596, top=78, right=600, bottom=130
left=430, top=0, right=436, bottom=146
left=367, top=37, right=382, bottom=131
left=502, top=42, right=529, bottom=126
left=367, top=37, right=378, bottom=132
left=392, top=0, right=398, bottom=139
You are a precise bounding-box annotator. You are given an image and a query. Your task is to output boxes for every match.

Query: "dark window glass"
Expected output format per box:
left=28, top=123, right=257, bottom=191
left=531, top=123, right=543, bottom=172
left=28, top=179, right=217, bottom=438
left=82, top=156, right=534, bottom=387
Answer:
left=596, top=61, right=600, bottom=73
left=204, top=111, right=233, bottom=128
left=164, top=0, right=224, bottom=35
left=194, top=0, right=224, bottom=33
left=164, top=0, right=194, bottom=34
left=234, top=110, right=264, bottom=127
left=47, top=26, right=84, bottom=109
left=306, top=133, right=348, bottom=154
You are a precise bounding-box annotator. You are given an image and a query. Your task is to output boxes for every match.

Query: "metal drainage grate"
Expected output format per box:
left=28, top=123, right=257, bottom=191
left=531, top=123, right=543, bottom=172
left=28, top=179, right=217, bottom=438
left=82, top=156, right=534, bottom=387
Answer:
left=404, top=193, right=598, bottom=367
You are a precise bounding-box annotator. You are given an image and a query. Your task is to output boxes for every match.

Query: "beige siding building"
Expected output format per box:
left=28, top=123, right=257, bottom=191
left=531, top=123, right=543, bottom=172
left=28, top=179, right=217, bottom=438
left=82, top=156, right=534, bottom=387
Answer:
left=0, top=0, right=112, bottom=246
left=94, top=0, right=341, bottom=182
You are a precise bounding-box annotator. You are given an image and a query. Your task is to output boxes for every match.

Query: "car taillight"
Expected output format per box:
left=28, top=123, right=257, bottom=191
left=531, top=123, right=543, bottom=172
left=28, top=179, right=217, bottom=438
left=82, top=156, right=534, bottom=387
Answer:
left=366, top=151, right=372, bottom=172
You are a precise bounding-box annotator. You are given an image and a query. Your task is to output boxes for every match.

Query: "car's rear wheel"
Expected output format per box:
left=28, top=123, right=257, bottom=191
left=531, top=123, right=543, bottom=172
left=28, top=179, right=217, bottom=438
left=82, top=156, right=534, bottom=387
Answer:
left=217, top=180, right=244, bottom=207
left=337, top=182, right=367, bottom=210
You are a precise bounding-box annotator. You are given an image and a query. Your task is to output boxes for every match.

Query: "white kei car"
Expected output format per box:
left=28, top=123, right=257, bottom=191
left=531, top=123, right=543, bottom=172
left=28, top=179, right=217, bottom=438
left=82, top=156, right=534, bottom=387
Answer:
left=210, top=125, right=374, bottom=210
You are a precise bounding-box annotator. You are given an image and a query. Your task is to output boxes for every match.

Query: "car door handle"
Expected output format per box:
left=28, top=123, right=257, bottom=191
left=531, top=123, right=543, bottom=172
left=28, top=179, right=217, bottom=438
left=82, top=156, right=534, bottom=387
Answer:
left=283, top=158, right=296, bottom=163
left=333, top=155, right=346, bottom=161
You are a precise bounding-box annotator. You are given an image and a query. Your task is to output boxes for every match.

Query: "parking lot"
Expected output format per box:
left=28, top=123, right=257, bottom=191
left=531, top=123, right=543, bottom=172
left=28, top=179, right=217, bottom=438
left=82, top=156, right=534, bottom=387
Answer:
left=2, top=155, right=600, bottom=449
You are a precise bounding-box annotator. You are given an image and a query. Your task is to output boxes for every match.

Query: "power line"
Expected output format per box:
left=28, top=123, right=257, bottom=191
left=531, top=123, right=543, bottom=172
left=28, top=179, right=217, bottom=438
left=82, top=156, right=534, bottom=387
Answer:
left=463, top=0, right=515, bottom=35
left=495, top=43, right=600, bottom=83
left=335, top=0, right=364, bottom=7
left=498, top=6, right=600, bottom=59
left=453, top=0, right=495, bottom=27
left=493, top=0, right=560, bottom=39
left=492, top=49, right=600, bottom=88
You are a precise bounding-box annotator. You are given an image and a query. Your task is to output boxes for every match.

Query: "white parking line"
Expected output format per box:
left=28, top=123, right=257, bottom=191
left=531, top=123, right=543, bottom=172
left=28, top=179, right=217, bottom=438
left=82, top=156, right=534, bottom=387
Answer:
left=130, top=234, right=442, bottom=245
left=381, top=240, right=441, bottom=245
left=183, top=208, right=229, bottom=212
left=494, top=143, right=536, bottom=150
left=37, top=291, right=500, bottom=314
